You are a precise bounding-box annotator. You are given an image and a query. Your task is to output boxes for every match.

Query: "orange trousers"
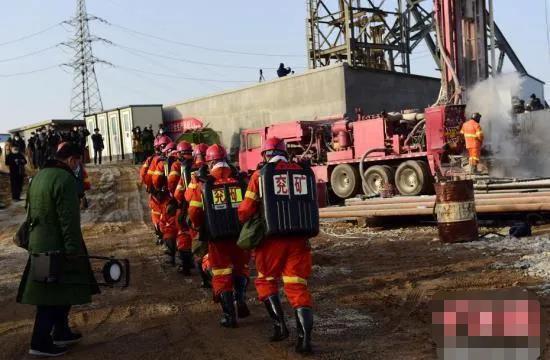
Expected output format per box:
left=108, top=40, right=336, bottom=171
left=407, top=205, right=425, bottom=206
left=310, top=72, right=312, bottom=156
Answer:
left=467, top=147, right=481, bottom=166
left=254, top=237, right=313, bottom=309
left=149, top=195, right=163, bottom=229
left=175, top=209, right=192, bottom=251
left=208, top=240, right=250, bottom=298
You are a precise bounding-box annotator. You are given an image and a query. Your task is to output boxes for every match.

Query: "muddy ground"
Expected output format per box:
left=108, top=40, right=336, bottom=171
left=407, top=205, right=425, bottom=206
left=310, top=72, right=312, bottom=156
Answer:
left=0, top=164, right=548, bottom=359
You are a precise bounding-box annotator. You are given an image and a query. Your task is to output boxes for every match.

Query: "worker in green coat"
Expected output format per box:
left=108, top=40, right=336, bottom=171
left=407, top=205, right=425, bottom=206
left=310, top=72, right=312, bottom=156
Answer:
left=16, top=142, right=100, bottom=357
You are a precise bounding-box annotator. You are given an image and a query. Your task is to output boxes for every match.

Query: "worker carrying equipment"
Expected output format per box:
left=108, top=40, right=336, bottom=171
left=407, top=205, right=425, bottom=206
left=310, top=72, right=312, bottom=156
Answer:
left=170, top=140, right=195, bottom=275
left=187, top=144, right=251, bottom=328
left=238, top=137, right=317, bottom=354
left=460, top=113, right=484, bottom=174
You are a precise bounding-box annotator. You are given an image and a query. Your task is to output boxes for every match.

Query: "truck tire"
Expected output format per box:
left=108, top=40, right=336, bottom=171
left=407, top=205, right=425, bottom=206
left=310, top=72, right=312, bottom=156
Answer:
left=330, top=164, right=360, bottom=199
left=362, top=165, right=394, bottom=196
left=395, top=160, right=430, bottom=196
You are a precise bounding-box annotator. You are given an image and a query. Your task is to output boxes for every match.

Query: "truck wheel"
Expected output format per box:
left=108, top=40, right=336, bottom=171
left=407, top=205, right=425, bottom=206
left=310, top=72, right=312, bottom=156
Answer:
left=330, top=164, right=360, bottom=199
left=395, top=160, right=430, bottom=196
left=362, top=165, right=394, bottom=196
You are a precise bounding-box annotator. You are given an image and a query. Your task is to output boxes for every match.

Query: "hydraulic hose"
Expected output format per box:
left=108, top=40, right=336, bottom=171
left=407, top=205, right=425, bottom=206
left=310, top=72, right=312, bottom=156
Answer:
left=404, top=119, right=426, bottom=147
left=359, top=148, right=388, bottom=190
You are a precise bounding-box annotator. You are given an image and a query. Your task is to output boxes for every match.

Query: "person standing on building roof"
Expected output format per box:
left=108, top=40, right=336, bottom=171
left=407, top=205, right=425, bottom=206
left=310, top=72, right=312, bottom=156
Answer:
left=277, top=63, right=292, bottom=78
left=460, top=113, right=484, bottom=174
left=5, top=144, right=27, bottom=201
left=91, top=129, right=104, bottom=165
left=528, top=93, right=544, bottom=111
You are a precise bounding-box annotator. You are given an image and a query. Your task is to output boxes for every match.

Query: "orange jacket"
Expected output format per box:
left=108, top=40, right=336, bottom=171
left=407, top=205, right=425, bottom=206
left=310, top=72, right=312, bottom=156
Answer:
left=460, top=120, right=484, bottom=149
left=144, top=155, right=160, bottom=189
left=140, top=155, right=154, bottom=184
left=167, top=161, right=181, bottom=196
left=152, top=157, right=172, bottom=192
left=188, top=166, right=233, bottom=229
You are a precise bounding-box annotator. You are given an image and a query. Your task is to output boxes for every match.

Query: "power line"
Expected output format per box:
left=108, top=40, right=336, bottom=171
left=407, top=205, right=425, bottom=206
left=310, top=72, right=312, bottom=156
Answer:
left=0, top=44, right=60, bottom=63
left=115, top=64, right=255, bottom=84
left=114, top=44, right=224, bottom=91
left=0, top=65, right=60, bottom=78
left=0, top=23, right=62, bottom=46
left=545, top=0, right=550, bottom=62
left=112, top=43, right=301, bottom=70
left=106, top=22, right=304, bottom=58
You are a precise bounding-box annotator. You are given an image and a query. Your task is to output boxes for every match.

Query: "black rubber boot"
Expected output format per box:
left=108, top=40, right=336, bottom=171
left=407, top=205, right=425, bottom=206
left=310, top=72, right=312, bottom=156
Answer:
left=234, top=276, right=250, bottom=318
left=164, top=239, right=176, bottom=266
left=176, top=251, right=193, bottom=275
left=263, top=295, right=289, bottom=342
left=219, top=292, right=237, bottom=328
left=295, top=307, right=313, bottom=354
left=154, top=226, right=163, bottom=245
left=196, top=260, right=212, bottom=288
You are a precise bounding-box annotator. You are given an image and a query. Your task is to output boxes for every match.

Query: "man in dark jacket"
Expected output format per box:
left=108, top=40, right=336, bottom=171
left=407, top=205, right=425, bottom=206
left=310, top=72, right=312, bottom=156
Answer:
left=17, top=142, right=99, bottom=357
left=28, top=132, right=38, bottom=168
left=91, top=128, right=104, bottom=165
left=5, top=144, right=27, bottom=200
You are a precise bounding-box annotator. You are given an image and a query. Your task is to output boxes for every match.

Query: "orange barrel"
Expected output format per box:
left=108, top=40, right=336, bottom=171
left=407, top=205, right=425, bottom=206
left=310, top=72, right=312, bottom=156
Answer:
left=434, top=179, right=478, bottom=243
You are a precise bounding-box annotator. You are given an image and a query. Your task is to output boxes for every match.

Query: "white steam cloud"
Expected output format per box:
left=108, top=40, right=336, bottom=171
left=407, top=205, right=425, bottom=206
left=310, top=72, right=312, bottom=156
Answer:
left=465, top=73, right=550, bottom=178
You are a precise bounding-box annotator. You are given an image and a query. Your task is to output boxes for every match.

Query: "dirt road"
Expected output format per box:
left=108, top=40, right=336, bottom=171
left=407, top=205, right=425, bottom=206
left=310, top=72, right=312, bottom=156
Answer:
left=0, top=164, right=548, bottom=359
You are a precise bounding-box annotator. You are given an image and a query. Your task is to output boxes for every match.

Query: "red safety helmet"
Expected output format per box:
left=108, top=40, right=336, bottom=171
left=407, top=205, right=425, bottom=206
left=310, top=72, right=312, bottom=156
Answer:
left=177, top=140, right=192, bottom=153
left=205, top=144, right=227, bottom=162
left=193, top=143, right=209, bottom=158
left=157, top=135, right=172, bottom=148
left=261, top=137, right=286, bottom=154
left=163, top=142, right=176, bottom=154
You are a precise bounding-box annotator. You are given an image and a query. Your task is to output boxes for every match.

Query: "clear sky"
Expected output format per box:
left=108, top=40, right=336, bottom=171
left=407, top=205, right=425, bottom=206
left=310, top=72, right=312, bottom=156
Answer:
left=0, top=0, right=549, bottom=133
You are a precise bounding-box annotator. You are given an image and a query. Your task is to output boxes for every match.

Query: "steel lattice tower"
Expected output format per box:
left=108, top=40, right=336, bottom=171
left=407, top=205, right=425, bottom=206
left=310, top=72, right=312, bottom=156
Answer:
left=64, top=0, right=106, bottom=119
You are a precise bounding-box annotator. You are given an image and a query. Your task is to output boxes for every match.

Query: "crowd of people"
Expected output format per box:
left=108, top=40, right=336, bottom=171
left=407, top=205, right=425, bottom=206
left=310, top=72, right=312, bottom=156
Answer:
left=131, top=124, right=162, bottom=164
left=138, top=135, right=317, bottom=354
left=3, top=127, right=92, bottom=204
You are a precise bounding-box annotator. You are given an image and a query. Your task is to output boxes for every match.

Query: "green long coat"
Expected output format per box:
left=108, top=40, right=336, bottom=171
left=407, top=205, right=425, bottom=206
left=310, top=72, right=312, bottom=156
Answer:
left=17, top=161, right=100, bottom=305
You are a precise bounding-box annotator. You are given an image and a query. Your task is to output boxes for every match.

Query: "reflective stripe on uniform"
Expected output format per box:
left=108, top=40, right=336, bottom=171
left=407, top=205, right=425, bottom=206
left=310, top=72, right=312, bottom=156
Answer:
left=212, top=268, right=232, bottom=276
left=152, top=171, right=164, bottom=176
left=470, top=156, right=480, bottom=161
left=282, top=276, right=307, bottom=285
left=257, top=272, right=275, bottom=281
left=189, top=200, right=203, bottom=208
left=176, top=185, right=185, bottom=191
left=151, top=210, right=162, bottom=215
left=169, top=171, right=179, bottom=177
left=188, top=183, right=198, bottom=189
left=245, top=190, right=257, bottom=200
left=463, top=134, right=478, bottom=138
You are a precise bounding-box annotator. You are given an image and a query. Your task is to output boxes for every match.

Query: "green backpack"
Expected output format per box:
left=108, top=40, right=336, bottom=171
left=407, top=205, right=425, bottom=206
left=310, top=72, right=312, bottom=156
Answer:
left=237, top=215, right=265, bottom=250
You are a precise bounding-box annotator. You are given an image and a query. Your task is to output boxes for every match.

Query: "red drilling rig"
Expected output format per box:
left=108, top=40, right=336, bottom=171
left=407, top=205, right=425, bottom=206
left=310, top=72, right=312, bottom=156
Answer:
left=239, top=0, right=493, bottom=201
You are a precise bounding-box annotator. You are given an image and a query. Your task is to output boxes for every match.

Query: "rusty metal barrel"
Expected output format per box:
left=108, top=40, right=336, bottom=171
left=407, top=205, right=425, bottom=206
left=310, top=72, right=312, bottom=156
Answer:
left=434, top=179, right=478, bottom=243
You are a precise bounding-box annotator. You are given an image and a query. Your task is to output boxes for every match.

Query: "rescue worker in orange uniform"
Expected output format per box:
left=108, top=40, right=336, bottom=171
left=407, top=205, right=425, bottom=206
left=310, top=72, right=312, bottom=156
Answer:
left=154, top=142, right=179, bottom=265
left=144, top=136, right=172, bottom=244
left=238, top=137, right=318, bottom=354
left=169, top=141, right=195, bottom=274
left=460, top=112, right=484, bottom=174
left=187, top=144, right=251, bottom=328
left=183, top=143, right=212, bottom=286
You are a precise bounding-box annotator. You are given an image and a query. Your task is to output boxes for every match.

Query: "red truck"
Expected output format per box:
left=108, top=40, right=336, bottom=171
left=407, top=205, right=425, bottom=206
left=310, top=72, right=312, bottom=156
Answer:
left=238, top=105, right=466, bottom=201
